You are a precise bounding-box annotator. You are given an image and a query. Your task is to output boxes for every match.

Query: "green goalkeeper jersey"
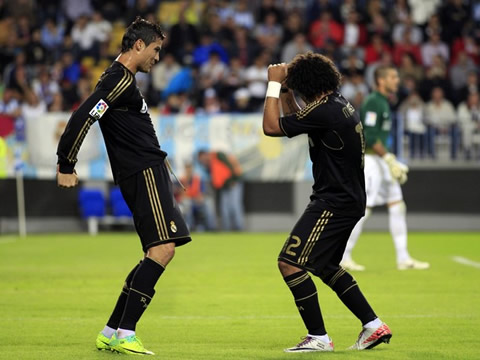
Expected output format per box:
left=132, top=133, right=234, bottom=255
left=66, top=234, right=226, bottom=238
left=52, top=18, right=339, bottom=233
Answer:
left=360, top=91, right=392, bottom=151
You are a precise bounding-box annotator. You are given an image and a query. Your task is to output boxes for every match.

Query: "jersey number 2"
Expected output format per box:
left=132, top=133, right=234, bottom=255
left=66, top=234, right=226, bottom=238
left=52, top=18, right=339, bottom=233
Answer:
left=286, top=236, right=302, bottom=256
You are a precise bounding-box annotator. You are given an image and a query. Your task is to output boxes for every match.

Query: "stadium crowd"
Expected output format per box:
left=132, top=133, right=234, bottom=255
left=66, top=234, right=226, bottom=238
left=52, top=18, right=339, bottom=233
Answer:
left=0, top=0, right=480, bottom=160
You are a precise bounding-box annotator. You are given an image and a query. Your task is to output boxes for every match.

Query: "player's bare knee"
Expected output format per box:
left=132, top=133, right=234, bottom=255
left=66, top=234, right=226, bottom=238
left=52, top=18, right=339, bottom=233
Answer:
left=278, top=260, right=302, bottom=277
left=147, top=242, right=175, bottom=265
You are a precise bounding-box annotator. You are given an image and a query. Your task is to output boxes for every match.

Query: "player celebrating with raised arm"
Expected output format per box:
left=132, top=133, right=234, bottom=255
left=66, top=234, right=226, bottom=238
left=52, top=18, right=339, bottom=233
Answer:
left=263, top=52, right=392, bottom=352
left=56, top=17, right=191, bottom=355
left=341, top=65, right=429, bottom=271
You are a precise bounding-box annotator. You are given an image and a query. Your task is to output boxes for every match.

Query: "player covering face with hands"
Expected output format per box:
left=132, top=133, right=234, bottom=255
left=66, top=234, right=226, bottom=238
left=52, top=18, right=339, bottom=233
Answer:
left=263, top=53, right=392, bottom=352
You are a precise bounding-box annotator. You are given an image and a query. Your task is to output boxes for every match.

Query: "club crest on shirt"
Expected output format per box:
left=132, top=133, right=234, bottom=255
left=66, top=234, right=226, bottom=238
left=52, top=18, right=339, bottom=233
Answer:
left=170, top=221, right=177, bottom=233
left=140, top=98, right=148, bottom=113
left=89, top=99, right=109, bottom=120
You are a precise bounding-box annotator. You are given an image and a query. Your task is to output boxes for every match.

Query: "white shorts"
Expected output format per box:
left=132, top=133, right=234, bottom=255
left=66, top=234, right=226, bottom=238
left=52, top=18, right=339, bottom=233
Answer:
left=364, top=154, right=403, bottom=208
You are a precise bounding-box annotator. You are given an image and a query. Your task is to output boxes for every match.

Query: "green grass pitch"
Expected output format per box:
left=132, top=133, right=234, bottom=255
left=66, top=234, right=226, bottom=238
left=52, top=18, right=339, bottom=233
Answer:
left=1, top=231, right=479, bottom=359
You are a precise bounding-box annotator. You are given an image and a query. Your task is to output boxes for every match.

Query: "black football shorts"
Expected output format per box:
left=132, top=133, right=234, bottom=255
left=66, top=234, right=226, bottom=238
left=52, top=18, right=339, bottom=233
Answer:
left=119, top=162, right=191, bottom=252
left=278, top=200, right=360, bottom=276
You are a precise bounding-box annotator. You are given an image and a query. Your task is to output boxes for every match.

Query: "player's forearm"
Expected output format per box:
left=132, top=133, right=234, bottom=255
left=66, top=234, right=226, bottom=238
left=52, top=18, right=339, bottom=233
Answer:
left=280, top=89, right=300, bottom=116
left=262, top=97, right=283, bottom=137
left=56, top=99, right=100, bottom=172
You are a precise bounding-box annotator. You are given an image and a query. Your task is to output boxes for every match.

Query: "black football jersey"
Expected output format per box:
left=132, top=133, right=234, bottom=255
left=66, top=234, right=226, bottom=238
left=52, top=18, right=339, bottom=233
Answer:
left=57, top=61, right=166, bottom=183
left=279, top=92, right=366, bottom=216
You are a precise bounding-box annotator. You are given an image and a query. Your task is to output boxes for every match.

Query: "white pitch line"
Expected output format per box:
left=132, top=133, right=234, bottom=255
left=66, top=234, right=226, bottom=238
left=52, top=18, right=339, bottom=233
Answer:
left=452, top=256, right=480, bottom=269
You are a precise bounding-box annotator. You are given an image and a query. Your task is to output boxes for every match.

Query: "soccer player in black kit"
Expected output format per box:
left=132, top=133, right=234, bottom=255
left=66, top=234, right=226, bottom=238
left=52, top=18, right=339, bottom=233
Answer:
left=262, top=53, right=392, bottom=352
left=56, top=17, right=191, bottom=355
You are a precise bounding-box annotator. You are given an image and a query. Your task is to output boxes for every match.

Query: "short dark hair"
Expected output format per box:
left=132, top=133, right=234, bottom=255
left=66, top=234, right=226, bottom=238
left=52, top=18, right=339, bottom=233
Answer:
left=121, top=16, right=166, bottom=52
left=374, top=65, right=396, bottom=85
left=285, top=52, right=341, bottom=102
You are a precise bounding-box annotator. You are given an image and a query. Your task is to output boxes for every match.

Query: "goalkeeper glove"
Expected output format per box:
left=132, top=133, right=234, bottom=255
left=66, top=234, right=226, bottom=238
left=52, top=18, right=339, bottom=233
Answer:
left=382, top=153, right=409, bottom=185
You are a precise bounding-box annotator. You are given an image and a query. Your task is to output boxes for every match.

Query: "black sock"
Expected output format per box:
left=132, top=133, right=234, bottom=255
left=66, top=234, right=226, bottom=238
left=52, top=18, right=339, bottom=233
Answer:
left=118, top=257, right=165, bottom=331
left=284, top=270, right=326, bottom=335
left=325, top=268, right=376, bottom=325
left=106, top=261, right=142, bottom=330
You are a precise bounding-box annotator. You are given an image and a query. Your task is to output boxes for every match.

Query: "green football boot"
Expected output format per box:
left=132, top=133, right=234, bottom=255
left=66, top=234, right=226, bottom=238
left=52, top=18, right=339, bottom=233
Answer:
left=109, top=333, right=155, bottom=355
left=95, top=332, right=112, bottom=351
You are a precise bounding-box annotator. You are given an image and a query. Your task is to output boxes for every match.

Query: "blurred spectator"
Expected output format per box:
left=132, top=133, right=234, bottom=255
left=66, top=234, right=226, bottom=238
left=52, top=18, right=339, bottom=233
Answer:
left=0, top=88, right=21, bottom=138
left=126, top=0, right=155, bottom=25
left=398, top=91, right=427, bottom=158
left=309, top=11, right=343, bottom=49
left=365, top=51, right=393, bottom=89
left=340, top=72, right=368, bottom=110
left=392, top=28, right=422, bottom=66
left=421, top=32, right=449, bottom=67
left=198, top=149, right=244, bottom=231
left=424, top=13, right=444, bottom=41
left=440, top=0, right=469, bottom=44
left=409, top=0, right=442, bottom=25
left=32, top=67, right=60, bottom=109
left=365, top=34, right=392, bottom=65
left=231, top=0, right=255, bottom=30
left=221, top=56, right=246, bottom=102
left=451, top=31, right=480, bottom=65
left=60, top=51, right=81, bottom=85
left=254, top=12, right=283, bottom=54
left=25, top=28, right=48, bottom=65
left=389, top=0, right=411, bottom=25
left=40, top=20, right=68, bottom=59
left=15, top=15, right=32, bottom=48
left=457, top=70, right=480, bottom=106
left=198, top=88, right=222, bottom=115
left=281, top=10, right=303, bottom=45
left=339, top=53, right=365, bottom=77
left=257, top=0, right=284, bottom=24
left=61, top=0, right=93, bottom=23
left=450, top=52, right=477, bottom=102
left=231, top=87, right=252, bottom=113
left=340, top=11, right=367, bottom=58
left=49, top=92, right=64, bottom=111
left=21, top=82, right=47, bottom=121
left=425, top=86, right=458, bottom=159
left=203, top=12, right=233, bottom=47
left=165, top=9, right=199, bottom=64
left=4, top=52, right=29, bottom=92
left=392, top=15, right=423, bottom=45
left=419, top=54, right=451, bottom=102
left=457, top=92, right=480, bottom=160
left=339, top=0, right=358, bottom=23
left=151, top=53, right=181, bottom=103
left=71, top=15, right=98, bottom=59
left=160, top=92, right=195, bottom=115
left=228, top=26, right=259, bottom=67
left=200, top=50, right=228, bottom=91
left=366, top=12, right=390, bottom=41
left=307, top=0, right=340, bottom=25
left=244, top=52, right=269, bottom=111
left=281, top=33, right=313, bottom=63
left=193, top=33, right=229, bottom=67
left=178, top=162, right=217, bottom=231
left=398, top=53, right=423, bottom=84
left=89, top=11, right=112, bottom=45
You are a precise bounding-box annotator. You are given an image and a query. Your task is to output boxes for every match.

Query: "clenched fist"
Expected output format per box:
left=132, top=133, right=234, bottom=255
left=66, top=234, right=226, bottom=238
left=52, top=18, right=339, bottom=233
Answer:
left=57, top=165, right=78, bottom=188
left=268, top=63, right=288, bottom=83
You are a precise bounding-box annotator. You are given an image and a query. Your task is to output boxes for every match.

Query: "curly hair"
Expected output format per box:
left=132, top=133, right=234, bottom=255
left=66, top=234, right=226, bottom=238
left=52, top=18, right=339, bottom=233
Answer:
left=121, top=16, right=166, bottom=53
left=285, top=52, right=341, bottom=103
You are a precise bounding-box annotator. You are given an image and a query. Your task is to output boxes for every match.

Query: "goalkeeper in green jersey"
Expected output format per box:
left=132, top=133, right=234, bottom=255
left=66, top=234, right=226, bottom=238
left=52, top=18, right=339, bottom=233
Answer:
left=341, top=65, right=429, bottom=271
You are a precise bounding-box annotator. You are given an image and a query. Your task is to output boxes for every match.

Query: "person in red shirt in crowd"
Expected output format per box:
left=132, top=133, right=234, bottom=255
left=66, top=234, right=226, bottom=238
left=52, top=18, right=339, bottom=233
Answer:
left=309, top=11, right=343, bottom=49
